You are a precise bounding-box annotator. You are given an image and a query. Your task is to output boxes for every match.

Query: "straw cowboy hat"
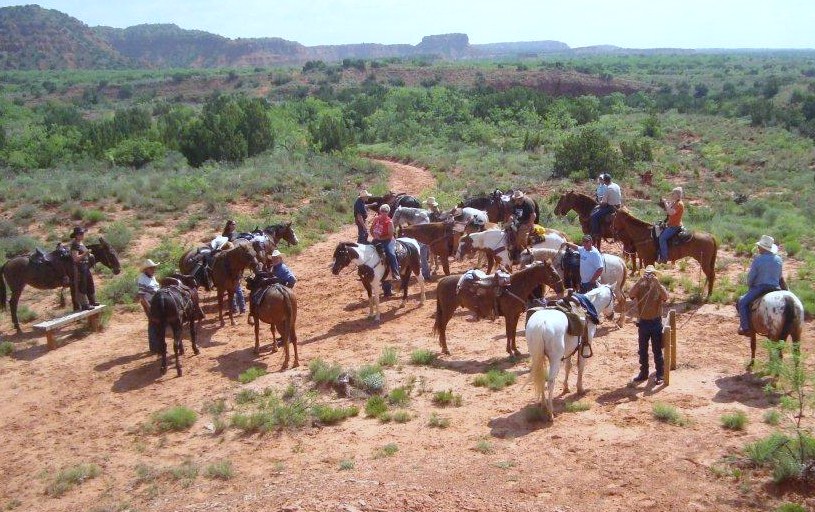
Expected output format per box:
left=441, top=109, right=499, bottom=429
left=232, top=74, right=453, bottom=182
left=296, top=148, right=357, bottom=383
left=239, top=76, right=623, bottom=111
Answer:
left=644, top=264, right=657, bottom=275
left=755, top=235, right=778, bottom=254
left=141, top=259, right=160, bottom=270
left=511, top=190, right=525, bottom=200
left=69, top=226, right=86, bottom=238
left=425, top=197, right=439, bottom=207
left=359, top=190, right=372, bottom=198
left=670, top=187, right=683, bottom=199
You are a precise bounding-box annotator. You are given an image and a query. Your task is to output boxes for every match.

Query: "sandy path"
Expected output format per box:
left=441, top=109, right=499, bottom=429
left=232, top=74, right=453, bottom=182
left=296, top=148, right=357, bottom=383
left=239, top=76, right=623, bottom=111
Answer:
left=0, top=161, right=812, bottom=511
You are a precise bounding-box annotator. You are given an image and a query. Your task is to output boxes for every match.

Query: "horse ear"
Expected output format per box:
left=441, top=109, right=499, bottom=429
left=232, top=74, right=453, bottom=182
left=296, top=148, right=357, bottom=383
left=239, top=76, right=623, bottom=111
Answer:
left=286, top=221, right=292, bottom=227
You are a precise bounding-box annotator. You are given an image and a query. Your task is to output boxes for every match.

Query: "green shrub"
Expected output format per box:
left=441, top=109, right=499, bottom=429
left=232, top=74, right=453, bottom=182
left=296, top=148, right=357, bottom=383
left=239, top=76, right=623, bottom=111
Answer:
left=0, top=341, right=13, bottom=357
left=355, top=364, right=385, bottom=394
left=149, top=406, right=197, bottom=432
left=432, top=390, right=462, bottom=407
left=776, top=503, right=806, bottom=512
left=99, top=268, right=138, bottom=305
left=106, top=138, right=166, bottom=168
left=410, top=349, right=436, bottom=366
left=15, top=305, right=37, bottom=323
left=83, top=209, right=106, bottom=223
left=652, top=403, right=688, bottom=426
left=473, top=369, right=517, bottom=391
left=387, top=387, right=411, bottom=407
left=474, top=439, right=493, bottom=454
left=763, top=410, right=783, bottom=426
left=374, top=443, right=399, bottom=458
left=103, top=221, right=134, bottom=253
left=365, top=396, right=388, bottom=418
left=312, top=404, right=358, bottom=425
left=235, top=389, right=260, bottom=405
left=238, top=366, right=267, bottom=384
left=205, top=460, right=234, bottom=480
left=308, top=358, right=342, bottom=386
left=145, top=239, right=186, bottom=279
left=427, top=413, right=450, bottom=429
left=377, top=346, right=399, bottom=367
left=721, top=411, right=748, bottom=431
left=553, top=127, right=621, bottom=180
left=392, top=410, right=411, bottom=423
left=564, top=401, right=591, bottom=413
left=339, top=459, right=355, bottom=471
left=45, top=463, right=101, bottom=497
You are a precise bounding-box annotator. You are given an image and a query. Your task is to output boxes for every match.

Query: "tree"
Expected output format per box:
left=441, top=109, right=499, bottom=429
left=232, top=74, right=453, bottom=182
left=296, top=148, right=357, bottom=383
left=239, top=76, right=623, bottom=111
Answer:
left=553, top=128, right=621, bottom=179
left=309, top=110, right=354, bottom=153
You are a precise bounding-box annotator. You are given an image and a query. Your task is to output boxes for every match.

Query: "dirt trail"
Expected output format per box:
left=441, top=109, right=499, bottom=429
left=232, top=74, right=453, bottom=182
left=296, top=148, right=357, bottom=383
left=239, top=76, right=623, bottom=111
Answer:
left=0, top=161, right=812, bottom=511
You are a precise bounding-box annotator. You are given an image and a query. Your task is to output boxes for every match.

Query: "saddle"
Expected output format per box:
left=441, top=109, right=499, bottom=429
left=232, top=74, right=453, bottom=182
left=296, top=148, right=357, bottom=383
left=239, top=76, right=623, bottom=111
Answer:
left=246, top=272, right=285, bottom=313
left=373, top=240, right=413, bottom=280
left=31, top=245, right=71, bottom=285
left=457, top=269, right=511, bottom=320
left=653, top=222, right=693, bottom=247
left=528, top=294, right=593, bottom=358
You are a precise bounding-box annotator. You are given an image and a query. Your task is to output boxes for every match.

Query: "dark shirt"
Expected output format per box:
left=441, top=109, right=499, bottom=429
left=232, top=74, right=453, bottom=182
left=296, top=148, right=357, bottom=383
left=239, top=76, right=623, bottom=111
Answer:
left=354, top=198, right=368, bottom=221
left=514, top=197, right=536, bottom=224
left=70, top=240, right=88, bottom=264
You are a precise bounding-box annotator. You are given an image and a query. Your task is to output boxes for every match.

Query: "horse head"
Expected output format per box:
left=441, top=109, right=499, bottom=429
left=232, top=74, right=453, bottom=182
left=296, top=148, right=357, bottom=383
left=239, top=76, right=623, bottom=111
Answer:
left=331, top=242, right=356, bottom=275
left=266, top=222, right=298, bottom=246
left=456, top=235, right=473, bottom=261
left=553, top=191, right=573, bottom=216
left=526, top=260, right=564, bottom=295
left=91, top=237, right=122, bottom=275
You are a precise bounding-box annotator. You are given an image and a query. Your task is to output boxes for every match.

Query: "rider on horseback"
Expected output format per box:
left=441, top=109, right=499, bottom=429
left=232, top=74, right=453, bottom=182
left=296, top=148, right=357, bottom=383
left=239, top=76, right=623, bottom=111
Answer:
left=658, top=187, right=684, bottom=263
left=510, top=190, right=536, bottom=251
left=590, top=174, right=622, bottom=244
left=595, top=174, right=608, bottom=203
left=371, top=204, right=400, bottom=297
left=425, top=197, right=442, bottom=222
left=737, top=235, right=786, bottom=336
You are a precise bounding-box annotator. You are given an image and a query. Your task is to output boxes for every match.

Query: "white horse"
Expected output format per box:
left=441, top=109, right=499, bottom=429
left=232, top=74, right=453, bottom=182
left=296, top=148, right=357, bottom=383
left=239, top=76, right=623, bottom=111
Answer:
left=455, top=207, right=489, bottom=227
left=456, top=229, right=567, bottom=273
left=392, top=206, right=431, bottom=227
left=330, top=238, right=426, bottom=322
left=520, top=248, right=627, bottom=297
left=747, top=290, right=805, bottom=367
left=525, top=285, right=616, bottom=421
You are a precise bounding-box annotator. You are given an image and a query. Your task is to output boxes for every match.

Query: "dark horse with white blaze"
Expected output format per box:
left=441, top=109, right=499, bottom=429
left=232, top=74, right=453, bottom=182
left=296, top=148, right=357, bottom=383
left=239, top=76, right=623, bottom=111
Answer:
left=432, top=261, right=564, bottom=356
left=149, top=274, right=204, bottom=377
left=245, top=273, right=299, bottom=369
left=1, top=238, right=121, bottom=332
left=211, top=243, right=261, bottom=326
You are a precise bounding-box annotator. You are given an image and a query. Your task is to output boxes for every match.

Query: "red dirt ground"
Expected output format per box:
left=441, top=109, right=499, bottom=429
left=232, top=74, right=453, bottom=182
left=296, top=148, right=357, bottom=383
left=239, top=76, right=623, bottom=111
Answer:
left=0, top=161, right=813, bottom=511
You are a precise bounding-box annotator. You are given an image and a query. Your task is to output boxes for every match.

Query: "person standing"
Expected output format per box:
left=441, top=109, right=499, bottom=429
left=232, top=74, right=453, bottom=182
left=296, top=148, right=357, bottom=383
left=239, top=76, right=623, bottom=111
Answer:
left=628, top=265, right=669, bottom=385
left=269, top=250, right=297, bottom=288
left=220, top=219, right=246, bottom=315
left=354, top=190, right=372, bottom=244
left=370, top=204, right=400, bottom=297
left=737, top=235, right=785, bottom=336
left=137, top=259, right=162, bottom=353
left=590, top=174, right=622, bottom=242
left=658, top=187, right=685, bottom=263
left=69, top=226, right=97, bottom=310
left=563, top=235, right=604, bottom=293
left=510, top=190, right=537, bottom=251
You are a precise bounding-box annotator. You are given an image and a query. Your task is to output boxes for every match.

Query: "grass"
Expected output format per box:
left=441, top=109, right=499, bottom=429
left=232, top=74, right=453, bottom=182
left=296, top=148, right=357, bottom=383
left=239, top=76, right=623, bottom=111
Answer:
left=339, top=459, right=355, bottom=471
left=377, top=346, right=399, bottom=367
left=0, top=341, right=13, bottom=357
left=473, top=369, right=517, bottom=391
left=374, top=443, right=399, bottom=458
left=355, top=364, right=385, bottom=394
left=387, top=386, right=411, bottom=407
left=45, top=463, right=101, bottom=497
left=721, top=411, right=749, bottom=431
left=474, top=439, right=493, bottom=454
left=364, top=396, right=388, bottom=418
left=148, top=406, right=197, bottom=433
left=311, top=404, right=359, bottom=425
left=231, top=395, right=310, bottom=432
left=742, top=431, right=815, bottom=483
left=308, top=358, right=343, bottom=386
left=203, top=399, right=226, bottom=417
left=564, top=401, right=591, bottom=413
left=238, top=366, right=267, bottom=384
left=15, top=305, right=37, bottom=324
left=652, top=402, right=689, bottom=427
left=392, top=410, right=412, bottom=423
left=432, top=390, right=463, bottom=407
left=410, top=349, right=436, bottom=366
left=776, top=504, right=806, bottom=512
left=427, top=413, right=450, bottom=429
left=204, top=460, right=234, bottom=480
left=763, top=410, right=783, bottom=426
left=235, top=389, right=260, bottom=405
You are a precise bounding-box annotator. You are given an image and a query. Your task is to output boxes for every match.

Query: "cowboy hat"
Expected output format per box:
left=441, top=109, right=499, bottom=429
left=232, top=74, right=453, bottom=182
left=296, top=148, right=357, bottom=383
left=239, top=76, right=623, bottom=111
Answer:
left=425, top=197, right=439, bottom=207
left=359, top=190, right=372, bottom=198
left=644, top=265, right=657, bottom=274
left=141, top=259, right=160, bottom=270
left=270, top=249, right=282, bottom=258
left=511, top=190, right=525, bottom=200
left=671, top=187, right=683, bottom=199
left=582, top=234, right=593, bottom=242
left=69, top=226, right=86, bottom=238
left=756, top=235, right=778, bottom=254
left=379, top=204, right=390, bottom=213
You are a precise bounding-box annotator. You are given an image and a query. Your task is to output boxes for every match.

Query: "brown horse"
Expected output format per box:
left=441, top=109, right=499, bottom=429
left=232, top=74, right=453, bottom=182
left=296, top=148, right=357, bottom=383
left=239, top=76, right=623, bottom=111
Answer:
left=245, top=274, right=298, bottom=368
left=149, top=275, right=204, bottom=377
left=612, top=208, right=718, bottom=296
left=432, top=261, right=564, bottom=356
left=398, top=221, right=462, bottom=276
left=1, top=238, right=121, bottom=332
left=211, top=243, right=261, bottom=326
left=554, top=190, right=641, bottom=272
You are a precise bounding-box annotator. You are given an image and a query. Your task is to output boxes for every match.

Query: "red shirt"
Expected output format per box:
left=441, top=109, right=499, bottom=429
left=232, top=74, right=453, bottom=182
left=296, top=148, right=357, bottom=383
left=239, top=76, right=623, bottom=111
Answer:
left=370, top=214, right=394, bottom=240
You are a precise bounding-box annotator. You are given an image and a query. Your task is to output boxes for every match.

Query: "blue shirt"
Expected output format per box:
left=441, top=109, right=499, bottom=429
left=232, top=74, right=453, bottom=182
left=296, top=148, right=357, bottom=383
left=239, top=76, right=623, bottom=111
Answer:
left=354, top=198, right=368, bottom=220
left=748, top=252, right=782, bottom=288
left=578, top=246, right=604, bottom=283
left=272, top=262, right=297, bottom=287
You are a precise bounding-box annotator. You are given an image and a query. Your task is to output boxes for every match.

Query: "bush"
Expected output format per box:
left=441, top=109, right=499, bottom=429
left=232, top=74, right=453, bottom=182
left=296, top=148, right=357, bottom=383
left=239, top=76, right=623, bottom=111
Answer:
left=238, top=366, right=267, bottom=384
left=374, top=443, right=399, bottom=458
left=564, top=401, right=591, bottom=413
left=721, top=410, right=748, bottom=431
left=309, top=358, right=343, bottom=386
left=652, top=403, right=688, bottom=426
left=99, top=268, right=138, bottom=305
left=149, top=406, right=197, bottom=432
left=473, top=369, right=517, bottom=391
left=103, top=221, right=133, bottom=253
left=410, top=349, right=436, bottom=366
left=45, top=463, right=101, bottom=497
left=432, top=390, right=462, bottom=407
left=311, top=404, right=358, bottom=425
left=205, top=460, right=234, bottom=480
left=427, top=413, right=450, bottom=429
left=776, top=504, right=806, bottom=512
left=339, top=459, right=355, bottom=471
left=365, top=396, right=388, bottom=418
left=106, top=138, right=166, bottom=169
left=387, top=387, right=411, bottom=407
left=377, top=346, right=399, bottom=367
left=553, top=127, right=621, bottom=180
left=474, top=439, right=493, bottom=454
left=0, top=341, right=13, bottom=357
left=392, top=410, right=411, bottom=423
left=763, top=410, right=783, bottom=426
left=641, top=114, right=663, bottom=138
left=355, top=364, right=385, bottom=394
left=15, top=305, right=37, bottom=323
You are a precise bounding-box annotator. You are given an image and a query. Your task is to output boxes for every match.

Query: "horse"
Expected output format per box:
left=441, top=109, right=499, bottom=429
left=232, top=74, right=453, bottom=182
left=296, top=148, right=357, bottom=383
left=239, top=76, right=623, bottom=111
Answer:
left=746, top=291, right=804, bottom=368
left=432, top=261, right=564, bottom=356
left=398, top=221, right=462, bottom=276
left=148, top=275, right=204, bottom=377
left=457, top=229, right=567, bottom=274
left=460, top=190, right=540, bottom=224
left=366, top=192, right=421, bottom=217
left=392, top=207, right=431, bottom=227
left=554, top=190, right=641, bottom=272
left=211, top=243, right=261, bottom=326
left=262, top=222, right=299, bottom=247
left=245, top=274, right=299, bottom=368
left=331, top=238, right=426, bottom=322
left=612, top=208, right=718, bottom=297
left=1, top=238, right=121, bottom=333
left=525, top=284, right=617, bottom=421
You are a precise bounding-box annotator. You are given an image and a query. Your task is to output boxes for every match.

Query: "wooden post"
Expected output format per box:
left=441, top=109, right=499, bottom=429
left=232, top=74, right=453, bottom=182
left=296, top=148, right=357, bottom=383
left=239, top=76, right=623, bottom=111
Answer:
left=669, top=309, right=677, bottom=370
left=45, top=332, right=57, bottom=351
left=89, top=314, right=101, bottom=332
left=662, top=325, right=672, bottom=386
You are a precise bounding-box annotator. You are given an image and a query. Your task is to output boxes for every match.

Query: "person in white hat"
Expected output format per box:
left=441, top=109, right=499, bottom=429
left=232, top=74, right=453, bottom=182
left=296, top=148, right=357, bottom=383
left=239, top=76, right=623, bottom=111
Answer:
left=137, top=259, right=161, bottom=315
left=628, top=264, right=670, bottom=385
left=657, top=186, right=685, bottom=263
left=510, top=190, right=537, bottom=251
left=269, top=249, right=296, bottom=288
left=737, top=235, right=785, bottom=335
left=354, top=190, right=373, bottom=243
left=424, top=196, right=442, bottom=221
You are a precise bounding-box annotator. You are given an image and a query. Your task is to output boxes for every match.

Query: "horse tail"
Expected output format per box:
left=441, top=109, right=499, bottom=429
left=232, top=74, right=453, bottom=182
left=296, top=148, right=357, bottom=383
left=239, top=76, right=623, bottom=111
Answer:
left=432, top=293, right=443, bottom=336
left=281, top=286, right=295, bottom=343
left=151, top=292, right=167, bottom=354
left=707, top=236, right=718, bottom=296
left=0, top=263, right=7, bottom=310
left=528, top=336, right=549, bottom=406
left=779, top=294, right=801, bottom=342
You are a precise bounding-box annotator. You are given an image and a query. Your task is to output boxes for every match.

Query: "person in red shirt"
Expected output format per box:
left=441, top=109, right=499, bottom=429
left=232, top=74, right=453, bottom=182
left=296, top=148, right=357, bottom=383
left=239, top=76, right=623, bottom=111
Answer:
left=370, top=204, right=400, bottom=296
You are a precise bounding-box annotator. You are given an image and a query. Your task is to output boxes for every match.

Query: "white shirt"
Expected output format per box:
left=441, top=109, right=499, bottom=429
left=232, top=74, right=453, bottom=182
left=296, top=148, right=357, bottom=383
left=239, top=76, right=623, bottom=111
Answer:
left=138, top=272, right=160, bottom=302
left=578, top=247, right=604, bottom=284
left=603, top=183, right=622, bottom=206
left=596, top=183, right=607, bottom=202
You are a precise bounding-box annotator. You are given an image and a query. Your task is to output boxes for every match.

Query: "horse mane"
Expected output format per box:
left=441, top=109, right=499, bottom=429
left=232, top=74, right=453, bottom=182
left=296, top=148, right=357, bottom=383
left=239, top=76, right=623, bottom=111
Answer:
left=616, top=208, right=652, bottom=228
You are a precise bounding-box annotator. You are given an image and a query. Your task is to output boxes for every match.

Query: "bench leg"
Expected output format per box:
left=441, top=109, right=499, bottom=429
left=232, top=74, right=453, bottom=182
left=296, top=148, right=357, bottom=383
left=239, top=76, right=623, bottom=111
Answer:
left=89, top=315, right=101, bottom=332
left=46, top=332, right=57, bottom=350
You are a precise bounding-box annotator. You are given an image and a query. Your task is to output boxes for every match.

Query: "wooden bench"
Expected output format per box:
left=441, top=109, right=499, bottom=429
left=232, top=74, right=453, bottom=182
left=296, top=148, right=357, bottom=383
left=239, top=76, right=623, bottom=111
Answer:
left=33, top=305, right=107, bottom=350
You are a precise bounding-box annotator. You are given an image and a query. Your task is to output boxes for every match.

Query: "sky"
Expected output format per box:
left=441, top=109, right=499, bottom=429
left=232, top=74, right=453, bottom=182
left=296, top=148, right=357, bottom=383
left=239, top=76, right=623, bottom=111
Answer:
left=3, top=0, right=815, bottom=49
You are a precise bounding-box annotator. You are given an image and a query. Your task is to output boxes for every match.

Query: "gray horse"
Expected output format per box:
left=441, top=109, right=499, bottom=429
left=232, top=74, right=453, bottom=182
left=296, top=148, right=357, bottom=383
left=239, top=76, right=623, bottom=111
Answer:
left=392, top=207, right=431, bottom=227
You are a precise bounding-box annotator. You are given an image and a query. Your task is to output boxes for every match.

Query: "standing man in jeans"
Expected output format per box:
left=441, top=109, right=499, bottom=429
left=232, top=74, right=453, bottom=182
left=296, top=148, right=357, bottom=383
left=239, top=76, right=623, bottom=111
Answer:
left=590, top=174, right=622, bottom=244
left=562, top=235, right=604, bottom=293
left=354, top=190, right=372, bottom=244
left=628, top=265, right=669, bottom=385
left=137, top=259, right=162, bottom=353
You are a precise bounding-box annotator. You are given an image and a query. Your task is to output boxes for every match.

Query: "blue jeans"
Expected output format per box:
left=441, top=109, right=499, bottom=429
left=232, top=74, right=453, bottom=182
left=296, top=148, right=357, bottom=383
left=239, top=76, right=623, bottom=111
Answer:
left=374, top=239, right=400, bottom=279
left=356, top=223, right=369, bottom=244
left=638, top=318, right=664, bottom=378
left=658, top=226, right=680, bottom=262
left=737, top=285, right=779, bottom=331
left=232, top=285, right=246, bottom=313
left=419, top=243, right=431, bottom=280
left=590, top=204, right=616, bottom=235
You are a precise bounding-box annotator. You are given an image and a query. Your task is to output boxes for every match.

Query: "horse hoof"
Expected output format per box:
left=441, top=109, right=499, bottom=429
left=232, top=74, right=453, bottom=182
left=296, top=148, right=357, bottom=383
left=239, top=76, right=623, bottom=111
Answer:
left=512, top=350, right=522, bottom=357
left=177, top=369, right=182, bottom=377
left=193, top=348, right=200, bottom=356
left=160, top=367, right=167, bottom=376
left=292, top=361, right=299, bottom=369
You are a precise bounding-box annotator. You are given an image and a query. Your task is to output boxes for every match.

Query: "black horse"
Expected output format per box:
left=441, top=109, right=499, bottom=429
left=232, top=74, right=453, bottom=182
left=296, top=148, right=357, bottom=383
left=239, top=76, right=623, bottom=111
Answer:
left=149, top=275, right=204, bottom=377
